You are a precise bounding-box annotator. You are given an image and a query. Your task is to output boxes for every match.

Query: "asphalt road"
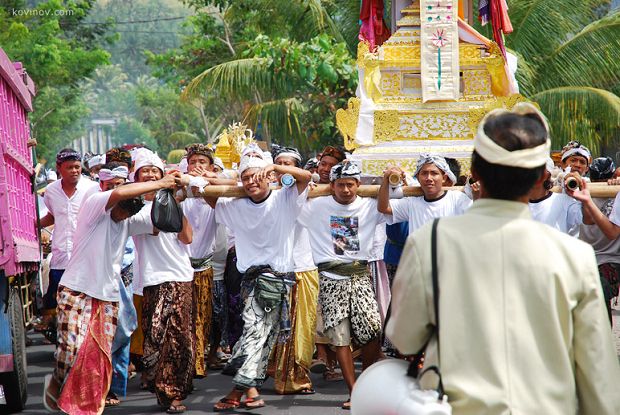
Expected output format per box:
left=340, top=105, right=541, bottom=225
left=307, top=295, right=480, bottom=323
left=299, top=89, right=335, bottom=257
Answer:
left=22, top=332, right=350, bottom=415
left=21, top=301, right=620, bottom=414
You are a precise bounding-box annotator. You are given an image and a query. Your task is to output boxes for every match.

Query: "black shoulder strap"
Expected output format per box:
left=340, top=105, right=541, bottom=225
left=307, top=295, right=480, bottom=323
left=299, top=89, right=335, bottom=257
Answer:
left=431, top=217, right=440, bottom=367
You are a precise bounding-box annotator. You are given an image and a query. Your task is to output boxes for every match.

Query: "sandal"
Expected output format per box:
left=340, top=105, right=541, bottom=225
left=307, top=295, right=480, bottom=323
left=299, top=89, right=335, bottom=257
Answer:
left=342, top=398, right=351, bottom=410
left=310, top=359, right=327, bottom=374
left=42, top=374, right=60, bottom=413
left=298, top=388, right=315, bottom=395
left=243, top=395, right=265, bottom=409
left=104, top=392, right=121, bottom=407
left=166, top=404, right=187, bottom=414
left=213, top=397, right=241, bottom=412
left=323, top=369, right=344, bottom=382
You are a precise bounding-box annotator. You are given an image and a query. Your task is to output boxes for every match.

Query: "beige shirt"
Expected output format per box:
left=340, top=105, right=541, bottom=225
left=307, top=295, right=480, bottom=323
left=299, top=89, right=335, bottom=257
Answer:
left=387, top=199, right=620, bottom=415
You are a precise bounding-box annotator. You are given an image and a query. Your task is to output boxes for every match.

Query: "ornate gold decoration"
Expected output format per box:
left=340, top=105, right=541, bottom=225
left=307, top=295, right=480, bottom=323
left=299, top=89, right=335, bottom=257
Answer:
left=360, top=157, right=472, bottom=176
left=373, top=111, right=400, bottom=144
left=467, top=94, right=528, bottom=132
left=463, top=69, right=492, bottom=96
left=397, top=15, right=421, bottom=27
left=336, top=98, right=361, bottom=151
left=214, top=122, right=255, bottom=166
left=380, top=72, right=401, bottom=96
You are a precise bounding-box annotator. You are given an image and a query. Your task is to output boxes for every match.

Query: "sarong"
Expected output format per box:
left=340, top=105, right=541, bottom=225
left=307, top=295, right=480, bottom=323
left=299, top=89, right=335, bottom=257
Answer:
left=224, top=247, right=244, bottom=348
left=129, top=294, right=144, bottom=356
left=54, top=286, right=118, bottom=415
left=211, top=279, right=229, bottom=348
left=222, top=266, right=293, bottom=390
left=269, top=269, right=319, bottom=394
left=317, top=262, right=382, bottom=346
left=192, top=266, right=213, bottom=377
left=142, top=281, right=195, bottom=406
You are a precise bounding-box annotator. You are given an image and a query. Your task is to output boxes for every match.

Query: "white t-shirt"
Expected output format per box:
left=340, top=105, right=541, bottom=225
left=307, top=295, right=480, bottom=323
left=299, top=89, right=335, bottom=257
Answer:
left=388, top=190, right=472, bottom=234
left=44, top=176, right=99, bottom=269
left=215, top=186, right=307, bottom=273
left=293, top=223, right=316, bottom=272
left=298, top=196, right=386, bottom=268
left=369, top=223, right=387, bottom=262
left=59, top=191, right=153, bottom=301
left=579, top=194, right=620, bottom=265
left=181, top=198, right=217, bottom=270
left=211, top=224, right=229, bottom=281
left=132, top=202, right=194, bottom=295
left=529, top=192, right=582, bottom=236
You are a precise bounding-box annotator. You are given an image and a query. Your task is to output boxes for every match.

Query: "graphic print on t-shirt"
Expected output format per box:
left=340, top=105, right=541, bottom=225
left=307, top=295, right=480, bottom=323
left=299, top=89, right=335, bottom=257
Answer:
left=330, top=216, right=360, bottom=255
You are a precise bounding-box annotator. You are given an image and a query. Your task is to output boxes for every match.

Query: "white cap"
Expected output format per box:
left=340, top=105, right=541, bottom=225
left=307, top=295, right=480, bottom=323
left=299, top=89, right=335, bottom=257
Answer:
left=133, top=148, right=164, bottom=175
left=88, top=155, right=105, bottom=169
left=238, top=155, right=268, bottom=176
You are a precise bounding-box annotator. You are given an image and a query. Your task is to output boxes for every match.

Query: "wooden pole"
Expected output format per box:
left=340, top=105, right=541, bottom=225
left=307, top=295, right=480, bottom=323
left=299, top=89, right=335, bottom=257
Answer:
left=197, top=183, right=620, bottom=199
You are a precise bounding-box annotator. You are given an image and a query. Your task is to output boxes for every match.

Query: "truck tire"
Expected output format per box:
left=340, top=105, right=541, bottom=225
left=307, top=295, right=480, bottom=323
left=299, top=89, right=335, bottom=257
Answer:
left=0, top=286, right=28, bottom=413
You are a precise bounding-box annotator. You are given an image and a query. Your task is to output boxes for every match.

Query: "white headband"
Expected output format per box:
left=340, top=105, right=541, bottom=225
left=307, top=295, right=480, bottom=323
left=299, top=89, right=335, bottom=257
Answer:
left=241, top=143, right=264, bottom=159
left=474, top=103, right=551, bottom=168
left=238, top=155, right=268, bottom=176
left=88, top=155, right=105, bottom=169
left=133, top=149, right=165, bottom=175
left=99, top=166, right=129, bottom=182
left=561, top=147, right=591, bottom=162
left=213, top=157, right=225, bottom=171
left=414, top=154, right=457, bottom=185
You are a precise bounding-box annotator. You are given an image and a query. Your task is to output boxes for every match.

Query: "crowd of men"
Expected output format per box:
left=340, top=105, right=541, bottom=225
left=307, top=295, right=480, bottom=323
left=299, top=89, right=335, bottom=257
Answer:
left=37, top=103, right=620, bottom=414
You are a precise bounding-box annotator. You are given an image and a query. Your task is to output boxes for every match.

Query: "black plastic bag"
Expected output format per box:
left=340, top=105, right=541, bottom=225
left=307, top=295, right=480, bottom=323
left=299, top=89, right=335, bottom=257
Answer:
left=151, top=189, right=184, bottom=233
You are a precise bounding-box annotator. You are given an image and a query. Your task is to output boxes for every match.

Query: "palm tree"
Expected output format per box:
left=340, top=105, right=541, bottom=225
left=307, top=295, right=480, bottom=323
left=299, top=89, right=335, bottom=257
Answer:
left=475, top=0, right=620, bottom=153
left=181, top=0, right=360, bottom=151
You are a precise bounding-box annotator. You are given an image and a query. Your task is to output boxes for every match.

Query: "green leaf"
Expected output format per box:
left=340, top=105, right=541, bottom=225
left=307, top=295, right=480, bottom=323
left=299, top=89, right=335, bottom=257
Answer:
left=531, top=86, right=620, bottom=153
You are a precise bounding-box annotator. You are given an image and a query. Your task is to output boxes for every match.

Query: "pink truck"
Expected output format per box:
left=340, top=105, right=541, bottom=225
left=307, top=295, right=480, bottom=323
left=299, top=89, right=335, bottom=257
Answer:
left=0, top=47, right=38, bottom=413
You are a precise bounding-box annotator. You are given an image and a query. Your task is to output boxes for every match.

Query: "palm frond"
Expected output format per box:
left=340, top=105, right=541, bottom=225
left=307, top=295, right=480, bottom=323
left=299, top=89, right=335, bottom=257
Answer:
left=532, top=11, right=620, bottom=92
left=181, top=57, right=296, bottom=102
left=531, top=86, right=620, bottom=154
left=296, top=0, right=346, bottom=43
left=245, top=98, right=307, bottom=149
left=507, top=0, right=604, bottom=64
left=332, top=0, right=363, bottom=55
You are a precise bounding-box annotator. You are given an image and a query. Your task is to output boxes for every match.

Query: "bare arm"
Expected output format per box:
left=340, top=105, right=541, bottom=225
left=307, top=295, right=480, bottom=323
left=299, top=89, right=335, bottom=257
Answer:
left=378, top=167, right=404, bottom=215
left=106, top=174, right=177, bottom=210
left=177, top=215, right=192, bottom=244
left=568, top=179, right=620, bottom=240
left=39, top=212, right=55, bottom=228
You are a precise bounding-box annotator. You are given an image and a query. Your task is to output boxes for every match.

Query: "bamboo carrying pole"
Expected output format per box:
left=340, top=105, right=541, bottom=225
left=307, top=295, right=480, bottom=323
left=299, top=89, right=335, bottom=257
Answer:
left=197, top=183, right=620, bottom=199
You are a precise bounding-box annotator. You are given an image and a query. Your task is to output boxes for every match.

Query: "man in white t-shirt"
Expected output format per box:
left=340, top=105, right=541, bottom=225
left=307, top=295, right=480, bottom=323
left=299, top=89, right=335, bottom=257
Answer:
left=528, top=158, right=582, bottom=236
left=298, top=161, right=385, bottom=410
left=129, top=149, right=196, bottom=414
left=201, top=154, right=311, bottom=411
left=39, top=148, right=99, bottom=328
left=180, top=143, right=236, bottom=379
left=43, top=166, right=176, bottom=414
left=568, top=157, right=620, bottom=323
left=268, top=145, right=319, bottom=395
left=378, top=153, right=472, bottom=235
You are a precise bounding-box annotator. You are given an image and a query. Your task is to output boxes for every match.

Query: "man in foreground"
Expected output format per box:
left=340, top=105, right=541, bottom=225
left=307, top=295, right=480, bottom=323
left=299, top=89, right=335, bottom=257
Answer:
left=386, top=103, right=620, bottom=414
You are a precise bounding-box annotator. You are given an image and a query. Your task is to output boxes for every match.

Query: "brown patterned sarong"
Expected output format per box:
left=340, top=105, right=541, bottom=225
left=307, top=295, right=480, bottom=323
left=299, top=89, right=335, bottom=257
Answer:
left=142, top=281, right=195, bottom=406
left=192, top=267, right=213, bottom=377
left=129, top=294, right=144, bottom=356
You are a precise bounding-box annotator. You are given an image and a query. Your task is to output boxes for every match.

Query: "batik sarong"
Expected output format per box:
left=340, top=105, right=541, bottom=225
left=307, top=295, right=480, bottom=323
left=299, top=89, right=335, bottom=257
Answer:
left=210, top=279, right=229, bottom=348
left=54, top=286, right=118, bottom=415
left=222, top=265, right=294, bottom=390
left=317, top=262, right=382, bottom=346
left=142, top=281, right=195, bottom=406
left=224, top=247, right=244, bottom=348
left=192, top=266, right=213, bottom=377
left=269, top=269, right=319, bottom=394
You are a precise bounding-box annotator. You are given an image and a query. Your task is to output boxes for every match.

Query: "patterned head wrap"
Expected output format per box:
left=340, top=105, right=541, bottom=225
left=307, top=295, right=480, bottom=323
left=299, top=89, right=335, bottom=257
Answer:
left=589, top=157, right=616, bottom=181
left=561, top=141, right=591, bottom=163
left=272, top=144, right=302, bottom=163
left=329, top=160, right=361, bottom=182
left=414, top=153, right=457, bottom=185
left=87, top=154, right=105, bottom=169
left=56, top=150, right=81, bottom=164
left=98, top=166, right=129, bottom=182
left=185, top=143, right=214, bottom=163
left=320, top=145, right=346, bottom=163
left=304, top=157, right=319, bottom=170
left=105, top=147, right=132, bottom=166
